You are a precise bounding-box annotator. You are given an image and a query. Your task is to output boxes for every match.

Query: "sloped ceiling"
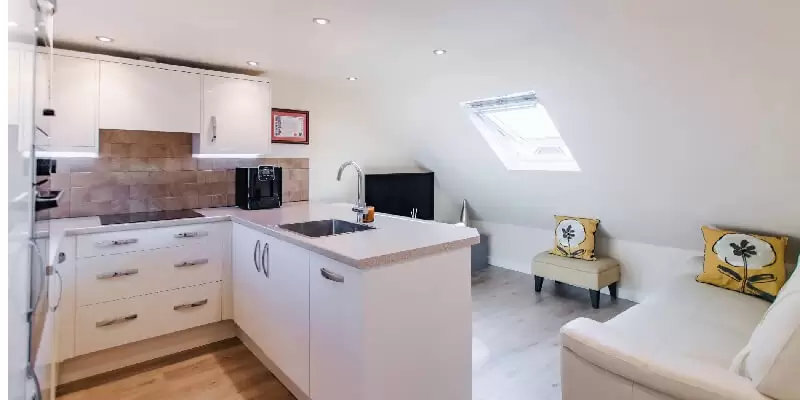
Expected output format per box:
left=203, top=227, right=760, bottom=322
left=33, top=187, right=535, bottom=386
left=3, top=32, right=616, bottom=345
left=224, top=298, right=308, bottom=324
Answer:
left=55, top=0, right=800, bottom=252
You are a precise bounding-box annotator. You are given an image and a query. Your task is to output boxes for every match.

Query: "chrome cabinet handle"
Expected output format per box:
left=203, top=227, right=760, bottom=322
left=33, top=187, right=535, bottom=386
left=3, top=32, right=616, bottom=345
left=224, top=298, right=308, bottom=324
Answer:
left=96, top=314, right=138, bottom=328
left=261, top=242, right=269, bottom=278
left=253, top=240, right=261, bottom=272
left=51, top=268, right=62, bottom=312
left=174, top=231, right=208, bottom=239
left=210, top=116, right=217, bottom=143
left=96, top=238, right=138, bottom=247
left=320, top=268, right=344, bottom=283
left=173, top=299, right=208, bottom=311
left=174, top=258, right=209, bottom=268
left=96, top=269, right=139, bottom=279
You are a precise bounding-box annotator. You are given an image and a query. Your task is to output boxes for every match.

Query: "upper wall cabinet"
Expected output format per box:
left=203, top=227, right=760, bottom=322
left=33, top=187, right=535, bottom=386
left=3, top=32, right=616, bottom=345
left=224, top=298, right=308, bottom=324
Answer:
left=99, top=62, right=202, bottom=133
left=195, top=75, right=271, bottom=155
left=35, top=53, right=99, bottom=151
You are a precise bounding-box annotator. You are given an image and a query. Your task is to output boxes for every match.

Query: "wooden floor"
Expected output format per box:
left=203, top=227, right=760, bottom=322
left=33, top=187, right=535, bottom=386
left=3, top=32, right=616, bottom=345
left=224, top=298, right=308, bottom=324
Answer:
left=471, top=267, right=635, bottom=400
left=56, top=339, right=294, bottom=400
left=57, top=266, right=634, bottom=400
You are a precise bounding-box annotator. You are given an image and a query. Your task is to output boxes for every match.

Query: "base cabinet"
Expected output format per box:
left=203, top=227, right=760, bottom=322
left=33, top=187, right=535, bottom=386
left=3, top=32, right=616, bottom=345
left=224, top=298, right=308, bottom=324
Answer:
left=232, top=224, right=310, bottom=395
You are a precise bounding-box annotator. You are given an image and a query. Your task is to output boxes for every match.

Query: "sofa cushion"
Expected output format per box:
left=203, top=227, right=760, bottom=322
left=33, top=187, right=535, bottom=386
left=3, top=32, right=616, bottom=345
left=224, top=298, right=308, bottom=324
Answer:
left=732, top=270, right=800, bottom=400
left=549, top=215, right=600, bottom=261
left=697, top=226, right=788, bottom=302
left=606, top=274, right=769, bottom=368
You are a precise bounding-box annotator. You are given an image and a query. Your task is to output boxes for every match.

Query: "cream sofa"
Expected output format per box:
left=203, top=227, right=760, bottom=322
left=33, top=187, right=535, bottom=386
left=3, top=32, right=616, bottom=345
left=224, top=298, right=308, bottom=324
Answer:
left=560, top=258, right=800, bottom=400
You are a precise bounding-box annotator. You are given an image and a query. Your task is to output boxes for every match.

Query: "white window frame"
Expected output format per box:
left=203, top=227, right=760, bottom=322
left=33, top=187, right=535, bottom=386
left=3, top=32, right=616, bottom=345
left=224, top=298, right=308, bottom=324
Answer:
left=462, top=91, right=580, bottom=172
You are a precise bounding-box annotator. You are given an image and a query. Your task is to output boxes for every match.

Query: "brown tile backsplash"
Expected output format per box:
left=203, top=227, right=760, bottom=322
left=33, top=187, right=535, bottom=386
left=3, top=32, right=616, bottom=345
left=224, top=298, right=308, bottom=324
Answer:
left=37, top=130, right=309, bottom=219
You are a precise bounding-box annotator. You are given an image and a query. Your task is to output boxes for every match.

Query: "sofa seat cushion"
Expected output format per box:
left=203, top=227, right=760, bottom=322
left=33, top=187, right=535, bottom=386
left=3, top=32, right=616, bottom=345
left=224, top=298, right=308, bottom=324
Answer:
left=605, top=274, right=770, bottom=368
left=532, top=251, right=620, bottom=290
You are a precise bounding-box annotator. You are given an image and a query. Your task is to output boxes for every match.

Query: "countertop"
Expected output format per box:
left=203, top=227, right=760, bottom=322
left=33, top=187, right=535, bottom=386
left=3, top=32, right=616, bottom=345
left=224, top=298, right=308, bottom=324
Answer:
left=36, top=202, right=480, bottom=269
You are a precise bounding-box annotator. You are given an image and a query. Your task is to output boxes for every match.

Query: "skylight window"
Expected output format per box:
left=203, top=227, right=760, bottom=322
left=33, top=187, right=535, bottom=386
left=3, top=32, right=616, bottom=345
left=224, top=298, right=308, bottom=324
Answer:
left=462, top=91, right=579, bottom=171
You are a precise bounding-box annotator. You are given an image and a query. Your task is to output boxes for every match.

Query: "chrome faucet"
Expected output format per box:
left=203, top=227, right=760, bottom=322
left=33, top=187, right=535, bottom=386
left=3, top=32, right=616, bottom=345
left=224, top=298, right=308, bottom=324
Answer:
left=336, top=161, right=367, bottom=223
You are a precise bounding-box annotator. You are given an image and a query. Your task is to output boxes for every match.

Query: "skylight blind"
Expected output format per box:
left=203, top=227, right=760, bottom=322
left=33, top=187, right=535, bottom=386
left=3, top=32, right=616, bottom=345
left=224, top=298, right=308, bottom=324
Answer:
left=463, top=92, right=538, bottom=112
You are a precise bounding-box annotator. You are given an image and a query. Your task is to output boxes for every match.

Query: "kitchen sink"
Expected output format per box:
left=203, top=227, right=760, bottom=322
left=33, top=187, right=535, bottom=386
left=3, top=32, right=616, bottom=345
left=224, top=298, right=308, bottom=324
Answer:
left=277, top=219, right=375, bottom=238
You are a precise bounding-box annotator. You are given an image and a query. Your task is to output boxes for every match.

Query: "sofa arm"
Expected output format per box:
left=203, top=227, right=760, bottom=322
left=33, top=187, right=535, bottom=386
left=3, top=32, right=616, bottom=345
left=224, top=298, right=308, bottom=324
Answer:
left=560, top=318, right=768, bottom=400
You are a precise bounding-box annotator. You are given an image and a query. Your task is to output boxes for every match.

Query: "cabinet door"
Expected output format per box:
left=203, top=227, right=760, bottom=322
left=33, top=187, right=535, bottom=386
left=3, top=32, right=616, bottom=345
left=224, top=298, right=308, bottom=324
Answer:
left=99, top=61, right=201, bottom=133
left=35, top=53, right=99, bottom=150
left=310, top=253, right=365, bottom=400
left=198, top=75, right=271, bottom=155
left=262, top=236, right=310, bottom=395
left=232, top=224, right=265, bottom=342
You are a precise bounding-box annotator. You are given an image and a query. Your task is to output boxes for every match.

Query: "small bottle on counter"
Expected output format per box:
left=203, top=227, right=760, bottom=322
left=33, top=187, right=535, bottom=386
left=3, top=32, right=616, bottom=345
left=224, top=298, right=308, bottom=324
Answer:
left=363, top=206, right=375, bottom=223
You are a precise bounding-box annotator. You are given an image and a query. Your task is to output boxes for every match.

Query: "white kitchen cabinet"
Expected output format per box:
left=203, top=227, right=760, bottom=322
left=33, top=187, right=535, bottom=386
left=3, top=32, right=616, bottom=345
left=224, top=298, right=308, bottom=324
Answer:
left=35, top=53, right=99, bottom=151
left=99, top=61, right=201, bottom=133
left=261, top=235, right=310, bottom=395
left=232, top=224, right=310, bottom=396
left=232, top=224, right=269, bottom=348
left=309, top=253, right=365, bottom=400
left=196, top=75, right=271, bottom=155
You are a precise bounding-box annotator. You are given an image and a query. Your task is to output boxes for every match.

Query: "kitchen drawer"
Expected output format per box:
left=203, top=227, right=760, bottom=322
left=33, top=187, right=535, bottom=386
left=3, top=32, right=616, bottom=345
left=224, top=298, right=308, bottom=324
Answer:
left=76, top=223, right=225, bottom=258
left=75, top=282, right=221, bottom=356
left=76, top=242, right=223, bottom=306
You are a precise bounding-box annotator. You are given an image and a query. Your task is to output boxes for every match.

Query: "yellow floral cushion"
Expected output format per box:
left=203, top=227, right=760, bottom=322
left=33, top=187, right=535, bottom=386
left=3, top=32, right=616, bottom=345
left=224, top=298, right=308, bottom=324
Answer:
left=549, top=215, right=599, bottom=261
left=696, top=226, right=788, bottom=302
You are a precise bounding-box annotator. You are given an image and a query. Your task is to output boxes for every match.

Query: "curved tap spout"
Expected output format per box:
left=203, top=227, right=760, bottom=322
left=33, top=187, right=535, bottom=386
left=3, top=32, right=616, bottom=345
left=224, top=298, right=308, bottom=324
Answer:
left=336, top=161, right=367, bottom=222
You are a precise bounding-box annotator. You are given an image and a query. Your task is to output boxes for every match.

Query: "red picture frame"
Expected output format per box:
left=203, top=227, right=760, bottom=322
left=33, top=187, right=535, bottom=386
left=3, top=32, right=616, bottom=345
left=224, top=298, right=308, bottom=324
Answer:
left=271, top=108, right=310, bottom=144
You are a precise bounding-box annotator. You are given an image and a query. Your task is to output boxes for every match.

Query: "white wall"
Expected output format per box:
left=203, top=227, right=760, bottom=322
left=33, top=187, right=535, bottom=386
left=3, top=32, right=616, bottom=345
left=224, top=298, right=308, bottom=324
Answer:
left=269, top=73, right=416, bottom=205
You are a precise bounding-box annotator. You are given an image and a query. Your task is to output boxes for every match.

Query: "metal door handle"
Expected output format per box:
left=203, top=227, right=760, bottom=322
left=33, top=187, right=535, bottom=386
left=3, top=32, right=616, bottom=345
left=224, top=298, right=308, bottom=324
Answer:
left=261, top=242, right=269, bottom=278
left=253, top=240, right=261, bottom=272
left=96, top=269, right=139, bottom=279
left=96, top=314, right=138, bottom=327
left=211, top=116, right=217, bottom=143
left=174, top=231, right=208, bottom=239
left=51, top=268, right=62, bottom=312
left=174, top=258, right=209, bottom=268
left=320, top=268, right=344, bottom=283
left=173, top=299, right=208, bottom=311
left=96, top=238, right=138, bottom=247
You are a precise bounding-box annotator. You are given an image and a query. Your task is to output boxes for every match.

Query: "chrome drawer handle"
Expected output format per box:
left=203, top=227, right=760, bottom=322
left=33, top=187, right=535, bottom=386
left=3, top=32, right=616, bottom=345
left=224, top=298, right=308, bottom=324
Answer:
left=320, top=268, right=344, bottom=283
left=96, top=314, right=138, bottom=327
left=174, top=231, right=208, bottom=239
left=96, top=238, right=138, bottom=247
left=174, top=258, right=209, bottom=268
left=173, top=299, right=208, bottom=311
left=96, top=269, right=139, bottom=279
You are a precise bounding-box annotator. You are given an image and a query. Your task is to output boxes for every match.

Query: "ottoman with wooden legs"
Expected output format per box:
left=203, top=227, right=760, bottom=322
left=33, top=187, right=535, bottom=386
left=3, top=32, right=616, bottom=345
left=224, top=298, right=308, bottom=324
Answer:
left=531, top=251, right=620, bottom=308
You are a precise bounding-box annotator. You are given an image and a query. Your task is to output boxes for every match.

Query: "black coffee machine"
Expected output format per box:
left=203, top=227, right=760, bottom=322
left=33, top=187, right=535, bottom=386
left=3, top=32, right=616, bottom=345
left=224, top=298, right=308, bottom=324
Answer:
left=235, top=166, right=282, bottom=210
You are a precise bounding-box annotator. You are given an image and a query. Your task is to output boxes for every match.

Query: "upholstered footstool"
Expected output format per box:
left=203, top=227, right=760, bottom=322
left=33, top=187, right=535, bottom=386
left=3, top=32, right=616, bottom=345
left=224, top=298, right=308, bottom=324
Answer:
left=531, top=251, right=620, bottom=309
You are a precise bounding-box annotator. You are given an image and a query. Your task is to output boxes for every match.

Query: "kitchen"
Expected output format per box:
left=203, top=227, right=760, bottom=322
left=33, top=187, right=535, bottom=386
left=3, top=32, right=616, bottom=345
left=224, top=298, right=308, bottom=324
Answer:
left=9, top=4, right=479, bottom=400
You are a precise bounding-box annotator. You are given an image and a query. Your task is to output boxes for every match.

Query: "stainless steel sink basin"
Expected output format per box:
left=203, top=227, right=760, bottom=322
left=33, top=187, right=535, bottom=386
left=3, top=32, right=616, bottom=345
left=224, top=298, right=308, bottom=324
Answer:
left=277, top=219, right=375, bottom=238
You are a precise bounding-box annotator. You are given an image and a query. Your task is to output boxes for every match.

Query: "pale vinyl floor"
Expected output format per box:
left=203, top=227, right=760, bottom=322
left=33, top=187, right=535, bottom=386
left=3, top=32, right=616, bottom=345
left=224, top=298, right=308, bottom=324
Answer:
left=58, top=266, right=635, bottom=400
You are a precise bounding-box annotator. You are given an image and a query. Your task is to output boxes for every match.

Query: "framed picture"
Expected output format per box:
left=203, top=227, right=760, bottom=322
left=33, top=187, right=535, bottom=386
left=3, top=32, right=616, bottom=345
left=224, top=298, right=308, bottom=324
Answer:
left=271, top=108, right=309, bottom=144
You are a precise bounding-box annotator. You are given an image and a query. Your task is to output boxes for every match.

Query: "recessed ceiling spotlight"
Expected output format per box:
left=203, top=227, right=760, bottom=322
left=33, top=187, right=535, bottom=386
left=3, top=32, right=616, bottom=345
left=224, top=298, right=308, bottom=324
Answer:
left=96, top=36, right=114, bottom=43
left=312, top=18, right=330, bottom=25
left=433, top=49, right=447, bottom=55
left=8, top=21, right=18, bottom=28
left=246, top=61, right=259, bottom=67
left=346, top=76, right=358, bottom=81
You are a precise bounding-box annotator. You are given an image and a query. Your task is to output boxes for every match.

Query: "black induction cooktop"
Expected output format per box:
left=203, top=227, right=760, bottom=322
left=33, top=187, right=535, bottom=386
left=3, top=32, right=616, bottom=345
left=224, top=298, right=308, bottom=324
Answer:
left=99, top=210, right=205, bottom=225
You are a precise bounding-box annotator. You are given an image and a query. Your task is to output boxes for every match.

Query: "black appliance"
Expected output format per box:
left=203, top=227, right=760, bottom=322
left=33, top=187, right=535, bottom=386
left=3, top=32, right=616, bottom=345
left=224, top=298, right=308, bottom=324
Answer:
left=235, top=166, right=282, bottom=210
left=365, top=170, right=434, bottom=220
left=99, top=210, right=205, bottom=225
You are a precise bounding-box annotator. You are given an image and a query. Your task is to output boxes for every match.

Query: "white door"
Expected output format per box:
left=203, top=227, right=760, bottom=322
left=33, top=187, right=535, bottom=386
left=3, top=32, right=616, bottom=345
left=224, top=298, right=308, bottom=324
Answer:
left=35, top=53, right=99, bottom=151
left=310, top=253, right=365, bottom=400
left=262, top=236, right=310, bottom=395
left=231, top=224, right=265, bottom=342
left=99, top=61, right=201, bottom=133
left=199, top=75, right=271, bottom=155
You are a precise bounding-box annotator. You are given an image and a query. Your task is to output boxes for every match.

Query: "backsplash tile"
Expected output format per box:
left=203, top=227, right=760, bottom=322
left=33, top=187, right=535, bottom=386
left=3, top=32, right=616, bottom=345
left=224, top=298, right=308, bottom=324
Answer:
left=37, top=130, right=309, bottom=219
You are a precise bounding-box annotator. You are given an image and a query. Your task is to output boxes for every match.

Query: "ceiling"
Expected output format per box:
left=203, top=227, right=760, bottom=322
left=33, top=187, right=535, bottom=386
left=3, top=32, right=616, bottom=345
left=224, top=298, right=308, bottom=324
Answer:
left=55, top=0, right=800, bottom=254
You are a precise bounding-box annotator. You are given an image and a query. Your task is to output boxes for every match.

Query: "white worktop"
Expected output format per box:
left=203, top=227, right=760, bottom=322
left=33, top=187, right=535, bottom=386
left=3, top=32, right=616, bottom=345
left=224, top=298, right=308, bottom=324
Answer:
left=37, top=202, right=480, bottom=269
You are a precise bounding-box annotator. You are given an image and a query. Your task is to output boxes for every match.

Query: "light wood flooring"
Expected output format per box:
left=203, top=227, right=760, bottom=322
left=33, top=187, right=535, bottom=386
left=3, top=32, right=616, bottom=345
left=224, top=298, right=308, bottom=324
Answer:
left=57, top=266, right=634, bottom=400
